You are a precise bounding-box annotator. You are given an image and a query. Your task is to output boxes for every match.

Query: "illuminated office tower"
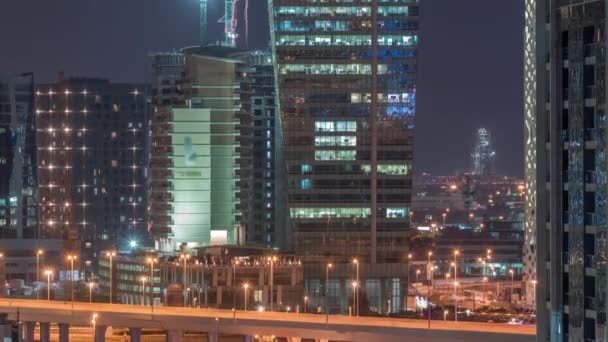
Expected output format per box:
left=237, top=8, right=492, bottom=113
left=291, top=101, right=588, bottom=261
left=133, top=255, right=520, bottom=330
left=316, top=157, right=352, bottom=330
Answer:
left=532, top=0, right=608, bottom=341
left=36, top=76, right=148, bottom=275
left=150, top=46, right=243, bottom=251
left=269, top=0, right=417, bottom=313
left=0, top=73, right=37, bottom=239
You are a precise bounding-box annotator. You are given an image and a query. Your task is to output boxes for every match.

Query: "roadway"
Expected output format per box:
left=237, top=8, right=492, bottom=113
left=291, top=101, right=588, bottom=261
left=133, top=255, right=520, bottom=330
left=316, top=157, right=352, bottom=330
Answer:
left=0, top=298, right=535, bottom=342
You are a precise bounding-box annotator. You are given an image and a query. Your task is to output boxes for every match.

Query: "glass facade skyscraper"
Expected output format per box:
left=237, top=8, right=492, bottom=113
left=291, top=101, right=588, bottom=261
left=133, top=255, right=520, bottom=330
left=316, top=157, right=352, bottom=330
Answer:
left=269, top=0, right=417, bottom=314
left=269, top=1, right=417, bottom=263
left=0, top=73, right=37, bottom=239
left=533, top=1, right=608, bottom=341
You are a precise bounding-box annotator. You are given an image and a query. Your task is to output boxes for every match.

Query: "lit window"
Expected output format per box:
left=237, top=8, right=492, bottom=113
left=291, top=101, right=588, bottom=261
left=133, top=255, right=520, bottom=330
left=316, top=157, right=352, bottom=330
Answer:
left=386, top=208, right=409, bottom=218
left=301, top=164, right=312, bottom=174
left=111, top=132, right=117, bottom=139
left=301, top=179, right=311, bottom=190
left=111, top=160, right=118, bottom=167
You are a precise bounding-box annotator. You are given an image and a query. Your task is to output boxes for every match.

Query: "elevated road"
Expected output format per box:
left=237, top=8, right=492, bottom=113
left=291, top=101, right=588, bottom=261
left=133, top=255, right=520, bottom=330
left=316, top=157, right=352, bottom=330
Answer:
left=0, top=298, right=535, bottom=342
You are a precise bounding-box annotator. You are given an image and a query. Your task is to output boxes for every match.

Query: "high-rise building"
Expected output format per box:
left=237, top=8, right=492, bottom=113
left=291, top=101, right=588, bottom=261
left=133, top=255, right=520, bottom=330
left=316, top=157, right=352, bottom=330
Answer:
left=237, top=50, right=288, bottom=248
left=269, top=1, right=418, bottom=313
left=0, top=73, right=37, bottom=239
left=471, top=127, right=496, bottom=176
left=150, top=46, right=244, bottom=251
left=149, top=52, right=185, bottom=107
left=531, top=1, right=607, bottom=341
left=36, top=76, right=149, bottom=276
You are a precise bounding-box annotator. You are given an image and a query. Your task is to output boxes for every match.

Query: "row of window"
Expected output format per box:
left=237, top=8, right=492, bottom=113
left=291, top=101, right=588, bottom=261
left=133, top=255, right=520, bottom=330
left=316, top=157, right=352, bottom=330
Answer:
left=360, top=164, right=411, bottom=175
left=351, top=92, right=414, bottom=104
left=279, top=63, right=389, bottom=75
left=276, top=6, right=413, bottom=17
left=276, top=34, right=417, bottom=47
left=290, top=207, right=371, bottom=219
left=314, top=136, right=357, bottom=147
left=315, top=150, right=357, bottom=160
left=315, top=121, right=357, bottom=132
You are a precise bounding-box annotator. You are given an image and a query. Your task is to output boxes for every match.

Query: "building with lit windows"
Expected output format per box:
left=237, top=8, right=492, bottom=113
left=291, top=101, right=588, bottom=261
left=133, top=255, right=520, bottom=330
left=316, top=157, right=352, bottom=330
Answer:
left=150, top=46, right=244, bottom=251
left=0, top=73, right=37, bottom=239
left=36, top=76, right=149, bottom=277
left=269, top=0, right=418, bottom=313
left=530, top=0, right=608, bottom=341
left=149, top=52, right=185, bottom=107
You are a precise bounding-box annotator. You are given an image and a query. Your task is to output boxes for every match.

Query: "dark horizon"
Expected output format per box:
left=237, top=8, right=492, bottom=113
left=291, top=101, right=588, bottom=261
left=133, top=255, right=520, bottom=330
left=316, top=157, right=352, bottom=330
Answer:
left=0, top=0, right=525, bottom=177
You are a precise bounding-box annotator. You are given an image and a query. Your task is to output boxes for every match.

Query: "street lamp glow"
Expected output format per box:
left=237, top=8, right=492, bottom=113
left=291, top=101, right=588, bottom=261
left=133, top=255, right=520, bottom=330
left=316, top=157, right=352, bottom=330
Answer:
left=129, top=240, right=138, bottom=248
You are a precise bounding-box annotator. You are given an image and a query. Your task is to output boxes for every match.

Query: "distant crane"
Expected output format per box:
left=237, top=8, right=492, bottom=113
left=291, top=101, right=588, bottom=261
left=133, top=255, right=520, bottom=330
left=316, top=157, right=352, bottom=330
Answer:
left=200, top=0, right=248, bottom=47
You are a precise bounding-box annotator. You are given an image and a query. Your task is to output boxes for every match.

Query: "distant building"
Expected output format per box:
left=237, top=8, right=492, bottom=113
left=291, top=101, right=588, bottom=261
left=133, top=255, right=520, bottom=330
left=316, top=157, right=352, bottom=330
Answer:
left=150, top=47, right=244, bottom=251
left=471, top=128, right=496, bottom=176
left=148, top=52, right=185, bottom=107
left=0, top=73, right=37, bottom=239
left=532, top=1, right=607, bottom=341
left=269, top=0, right=419, bottom=315
left=36, top=76, right=149, bottom=277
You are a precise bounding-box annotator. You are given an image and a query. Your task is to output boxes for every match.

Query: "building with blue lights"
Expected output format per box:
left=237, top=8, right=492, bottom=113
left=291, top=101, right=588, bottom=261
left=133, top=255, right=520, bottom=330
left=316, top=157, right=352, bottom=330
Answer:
left=269, top=0, right=418, bottom=314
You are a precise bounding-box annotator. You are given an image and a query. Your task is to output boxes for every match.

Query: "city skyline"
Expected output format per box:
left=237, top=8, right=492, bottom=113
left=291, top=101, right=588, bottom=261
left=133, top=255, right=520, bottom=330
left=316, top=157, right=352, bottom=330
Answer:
left=0, top=0, right=525, bottom=176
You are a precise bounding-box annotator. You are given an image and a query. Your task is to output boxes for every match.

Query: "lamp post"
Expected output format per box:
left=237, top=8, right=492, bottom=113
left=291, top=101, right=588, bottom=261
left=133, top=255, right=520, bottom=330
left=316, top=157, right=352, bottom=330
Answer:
left=88, top=282, right=94, bottom=303
left=454, top=281, right=459, bottom=322
left=91, top=313, right=98, bottom=342
left=106, top=251, right=116, bottom=304
left=45, top=270, right=52, bottom=301
left=427, top=251, right=433, bottom=329
left=268, top=256, right=277, bottom=311
left=36, top=249, right=43, bottom=301
left=509, top=269, right=515, bottom=304
left=67, top=254, right=77, bottom=303
left=406, top=253, right=412, bottom=314
left=141, top=277, right=146, bottom=306
left=532, top=280, right=538, bottom=303
left=180, top=254, right=190, bottom=307
left=453, top=250, right=459, bottom=320
left=416, top=269, right=421, bottom=282
left=232, top=259, right=239, bottom=311
left=304, top=295, right=309, bottom=313
left=147, top=257, right=158, bottom=307
left=243, top=283, right=250, bottom=310
left=352, top=258, right=359, bottom=316
left=442, top=212, right=447, bottom=228
left=325, top=263, right=333, bottom=323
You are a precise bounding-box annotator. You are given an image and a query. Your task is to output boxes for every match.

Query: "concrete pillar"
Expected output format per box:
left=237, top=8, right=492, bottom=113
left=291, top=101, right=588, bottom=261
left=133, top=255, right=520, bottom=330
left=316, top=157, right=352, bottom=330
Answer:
left=129, top=327, right=142, bottom=342
left=94, top=325, right=108, bottom=342
left=39, top=322, right=51, bottom=342
left=244, top=335, right=254, bottom=342
left=58, top=323, right=70, bottom=342
left=165, top=330, right=183, bottom=342
left=21, top=321, right=35, bottom=342
left=207, top=333, right=219, bottom=342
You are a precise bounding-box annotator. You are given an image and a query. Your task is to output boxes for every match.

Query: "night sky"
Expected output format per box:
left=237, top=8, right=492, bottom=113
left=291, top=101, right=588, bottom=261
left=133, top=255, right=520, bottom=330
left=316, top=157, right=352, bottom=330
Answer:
left=0, top=0, right=524, bottom=176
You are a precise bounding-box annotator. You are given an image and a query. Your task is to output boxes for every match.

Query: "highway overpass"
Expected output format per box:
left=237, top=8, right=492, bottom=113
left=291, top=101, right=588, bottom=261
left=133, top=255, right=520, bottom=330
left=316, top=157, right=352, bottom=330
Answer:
left=0, top=298, right=535, bottom=342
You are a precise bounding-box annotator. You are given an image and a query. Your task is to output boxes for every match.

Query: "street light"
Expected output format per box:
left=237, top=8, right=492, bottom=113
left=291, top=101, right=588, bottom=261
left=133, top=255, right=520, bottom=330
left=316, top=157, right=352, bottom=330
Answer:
left=351, top=281, right=358, bottom=316
left=232, top=259, right=239, bottom=311
left=91, top=313, right=98, bottom=342
left=406, top=253, right=412, bottom=314
left=442, top=212, right=447, bottom=228
left=180, top=254, right=190, bottom=307
left=531, top=280, right=538, bottom=303
left=45, top=269, right=52, bottom=301
left=147, top=257, right=158, bottom=307
left=454, top=281, right=459, bottom=322
left=243, top=283, right=250, bottom=311
left=268, top=255, right=277, bottom=311
left=453, top=250, right=459, bottom=311
left=106, top=251, right=116, bottom=304
left=36, top=249, right=43, bottom=301
left=88, top=282, right=95, bottom=303
left=325, top=263, right=333, bottom=323
left=66, top=254, right=77, bottom=303
left=426, top=251, right=433, bottom=329
left=352, top=258, right=359, bottom=316
left=304, top=295, right=309, bottom=313
left=509, top=269, right=515, bottom=304
left=416, top=269, right=421, bottom=282
left=141, top=277, right=146, bottom=306
left=444, top=310, right=449, bottom=321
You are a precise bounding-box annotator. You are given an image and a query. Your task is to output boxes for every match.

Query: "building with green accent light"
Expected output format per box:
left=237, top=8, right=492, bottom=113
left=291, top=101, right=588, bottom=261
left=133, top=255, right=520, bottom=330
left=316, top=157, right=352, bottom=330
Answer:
left=150, top=46, right=244, bottom=252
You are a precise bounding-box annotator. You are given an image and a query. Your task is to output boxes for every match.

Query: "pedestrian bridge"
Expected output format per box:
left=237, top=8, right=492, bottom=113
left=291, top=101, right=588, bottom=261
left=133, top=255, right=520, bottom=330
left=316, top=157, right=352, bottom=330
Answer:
left=0, top=298, right=535, bottom=342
